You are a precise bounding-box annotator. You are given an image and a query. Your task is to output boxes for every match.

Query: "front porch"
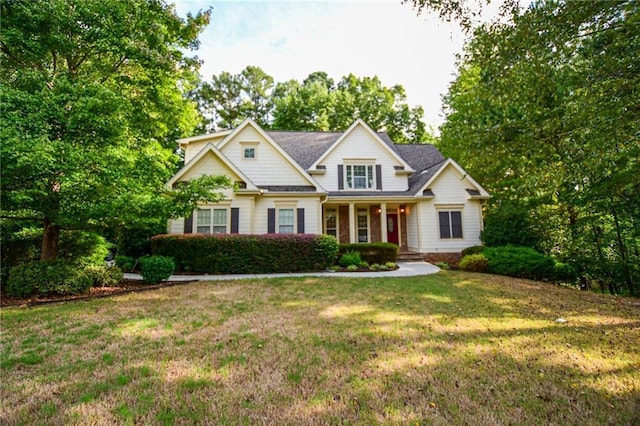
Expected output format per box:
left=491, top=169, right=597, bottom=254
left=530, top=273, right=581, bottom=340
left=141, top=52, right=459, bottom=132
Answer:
left=323, top=202, right=412, bottom=250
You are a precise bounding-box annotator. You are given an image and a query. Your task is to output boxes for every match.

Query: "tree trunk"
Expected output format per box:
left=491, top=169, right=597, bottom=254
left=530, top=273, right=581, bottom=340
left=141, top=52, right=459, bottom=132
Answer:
left=41, top=218, right=60, bottom=261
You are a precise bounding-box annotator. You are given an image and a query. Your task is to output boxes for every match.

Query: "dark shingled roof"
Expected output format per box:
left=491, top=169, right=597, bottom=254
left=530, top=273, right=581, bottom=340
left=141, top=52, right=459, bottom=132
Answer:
left=268, top=130, right=448, bottom=196
left=260, top=185, right=317, bottom=192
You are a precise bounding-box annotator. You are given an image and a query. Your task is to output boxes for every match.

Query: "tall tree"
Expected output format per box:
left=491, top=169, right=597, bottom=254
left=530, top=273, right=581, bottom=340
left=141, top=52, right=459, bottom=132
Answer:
left=436, top=0, right=640, bottom=295
left=198, top=65, right=274, bottom=131
left=1, top=0, right=231, bottom=261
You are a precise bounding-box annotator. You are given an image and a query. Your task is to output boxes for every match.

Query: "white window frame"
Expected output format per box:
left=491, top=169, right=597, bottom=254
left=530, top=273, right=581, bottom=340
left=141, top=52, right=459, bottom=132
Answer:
left=356, top=208, right=369, bottom=243
left=240, top=141, right=259, bottom=160
left=195, top=207, right=229, bottom=234
left=438, top=210, right=464, bottom=239
left=324, top=207, right=339, bottom=240
left=345, top=163, right=375, bottom=190
left=277, top=208, right=295, bottom=234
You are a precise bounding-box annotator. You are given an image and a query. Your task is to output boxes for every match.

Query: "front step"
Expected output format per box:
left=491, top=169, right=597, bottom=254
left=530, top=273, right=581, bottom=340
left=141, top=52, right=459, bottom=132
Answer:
left=397, top=251, right=425, bottom=262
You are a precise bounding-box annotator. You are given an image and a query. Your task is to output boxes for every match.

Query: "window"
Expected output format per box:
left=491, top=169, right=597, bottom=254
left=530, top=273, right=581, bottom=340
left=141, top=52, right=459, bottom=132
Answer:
left=438, top=211, right=463, bottom=239
left=357, top=208, right=369, bottom=242
left=346, top=164, right=374, bottom=189
left=325, top=208, right=337, bottom=238
left=243, top=147, right=255, bottom=159
left=278, top=208, right=295, bottom=234
left=196, top=208, right=228, bottom=234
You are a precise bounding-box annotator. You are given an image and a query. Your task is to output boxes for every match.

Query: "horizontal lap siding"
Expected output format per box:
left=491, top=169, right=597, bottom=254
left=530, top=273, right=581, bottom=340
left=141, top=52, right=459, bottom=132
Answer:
left=314, top=126, right=408, bottom=192
left=221, top=127, right=311, bottom=187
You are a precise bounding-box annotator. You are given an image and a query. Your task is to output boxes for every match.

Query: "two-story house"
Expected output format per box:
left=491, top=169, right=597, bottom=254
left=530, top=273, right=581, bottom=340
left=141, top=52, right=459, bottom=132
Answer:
left=166, top=119, right=489, bottom=258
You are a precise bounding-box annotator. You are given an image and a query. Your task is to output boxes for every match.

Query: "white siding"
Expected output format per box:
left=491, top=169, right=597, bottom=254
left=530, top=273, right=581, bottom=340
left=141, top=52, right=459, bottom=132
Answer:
left=414, top=164, right=484, bottom=253
left=314, top=126, right=408, bottom=192
left=179, top=153, right=240, bottom=199
left=183, top=134, right=227, bottom=163
left=168, top=218, right=184, bottom=234
left=220, top=127, right=311, bottom=187
left=406, top=205, right=419, bottom=250
left=253, top=197, right=321, bottom=234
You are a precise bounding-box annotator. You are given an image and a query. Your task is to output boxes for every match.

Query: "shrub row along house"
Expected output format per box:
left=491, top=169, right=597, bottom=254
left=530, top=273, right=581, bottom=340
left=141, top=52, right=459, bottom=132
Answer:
left=166, top=119, right=489, bottom=258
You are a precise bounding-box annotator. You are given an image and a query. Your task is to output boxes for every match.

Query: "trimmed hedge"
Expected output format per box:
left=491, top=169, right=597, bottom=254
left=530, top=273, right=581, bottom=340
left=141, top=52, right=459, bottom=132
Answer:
left=459, top=253, right=489, bottom=272
left=337, top=243, right=398, bottom=265
left=461, top=245, right=486, bottom=256
left=140, top=255, right=175, bottom=284
left=151, top=234, right=338, bottom=274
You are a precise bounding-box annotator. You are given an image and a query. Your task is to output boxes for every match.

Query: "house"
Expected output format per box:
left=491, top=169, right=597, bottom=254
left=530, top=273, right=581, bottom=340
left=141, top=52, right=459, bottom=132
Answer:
left=166, top=119, right=490, bottom=260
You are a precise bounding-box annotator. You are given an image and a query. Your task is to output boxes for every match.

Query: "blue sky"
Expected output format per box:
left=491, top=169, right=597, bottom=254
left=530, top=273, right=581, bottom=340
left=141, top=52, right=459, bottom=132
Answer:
left=173, top=1, right=468, bottom=128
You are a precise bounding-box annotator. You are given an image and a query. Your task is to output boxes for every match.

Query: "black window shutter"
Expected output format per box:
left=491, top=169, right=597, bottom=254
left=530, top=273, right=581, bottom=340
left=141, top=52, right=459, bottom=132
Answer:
left=438, top=211, right=451, bottom=239
left=376, top=164, right=382, bottom=190
left=184, top=211, right=193, bottom=234
left=451, top=211, right=463, bottom=238
left=231, top=208, right=239, bottom=234
left=337, top=165, right=344, bottom=190
left=267, top=208, right=276, bottom=234
left=297, top=208, right=305, bottom=234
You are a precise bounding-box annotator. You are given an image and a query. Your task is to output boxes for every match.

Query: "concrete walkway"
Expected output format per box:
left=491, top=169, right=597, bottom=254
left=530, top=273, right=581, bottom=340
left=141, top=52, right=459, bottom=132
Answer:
left=124, top=261, right=440, bottom=282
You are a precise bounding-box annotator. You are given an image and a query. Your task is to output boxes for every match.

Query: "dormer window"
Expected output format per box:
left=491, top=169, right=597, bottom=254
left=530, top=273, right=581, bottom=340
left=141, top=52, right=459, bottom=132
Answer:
left=346, top=164, right=374, bottom=189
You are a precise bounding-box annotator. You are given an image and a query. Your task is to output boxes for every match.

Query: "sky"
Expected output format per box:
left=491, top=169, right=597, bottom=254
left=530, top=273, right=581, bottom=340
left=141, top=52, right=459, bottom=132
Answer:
left=173, top=0, right=469, bottom=129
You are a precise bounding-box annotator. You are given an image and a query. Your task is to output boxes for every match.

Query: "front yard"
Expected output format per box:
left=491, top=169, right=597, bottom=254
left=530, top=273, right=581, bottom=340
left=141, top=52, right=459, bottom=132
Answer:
left=1, top=272, right=639, bottom=425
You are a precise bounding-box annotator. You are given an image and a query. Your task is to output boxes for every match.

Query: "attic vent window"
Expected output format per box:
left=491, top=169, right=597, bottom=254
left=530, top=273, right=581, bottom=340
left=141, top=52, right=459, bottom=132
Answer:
left=244, top=147, right=255, bottom=159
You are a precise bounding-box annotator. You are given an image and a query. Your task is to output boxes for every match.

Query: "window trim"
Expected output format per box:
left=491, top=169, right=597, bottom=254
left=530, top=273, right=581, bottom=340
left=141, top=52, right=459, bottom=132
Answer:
left=274, top=202, right=298, bottom=235
left=195, top=207, right=230, bottom=234
left=438, top=210, right=464, bottom=240
left=277, top=208, right=295, bottom=234
left=240, top=141, right=259, bottom=160
left=324, top=207, right=339, bottom=241
left=356, top=208, right=370, bottom=243
left=344, top=163, right=376, bottom=190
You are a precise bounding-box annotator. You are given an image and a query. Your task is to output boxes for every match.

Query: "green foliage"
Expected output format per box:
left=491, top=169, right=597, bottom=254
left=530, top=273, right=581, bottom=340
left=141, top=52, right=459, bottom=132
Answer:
left=459, top=254, right=489, bottom=273
left=197, top=66, right=433, bottom=143
left=84, top=265, right=124, bottom=287
left=483, top=246, right=556, bottom=281
left=339, top=251, right=362, bottom=267
left=437, top=0, right=640, bottom=295
left=337, top=243, right=398, bottom=265
left=435, top=261, right=450, bottom=270
left=359, top=261, right=370, bottom=269
left=115, top=255, right=136, bottom=272
left=346, top=264, right=359, bottom=272
left=461, top=246, right=485, bottom=256
left=6, top=261, right=92, bottom=298
left=0, top=0, right=229, bottom=261
left=151, top=234, right=338, bottom=274
left=139, top=256, right=175, bottom=284
left=385, top=262, right=397, bottom=269
left=481, top=205, right=541, bottom=250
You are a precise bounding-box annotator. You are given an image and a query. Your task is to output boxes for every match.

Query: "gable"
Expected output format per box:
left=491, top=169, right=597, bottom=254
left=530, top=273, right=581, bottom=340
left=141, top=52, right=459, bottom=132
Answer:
left=419, top=159, right=490, bottom=200
left=218, top=120, right=321, bottom=189
left=310, top=120, right=413, bottom=171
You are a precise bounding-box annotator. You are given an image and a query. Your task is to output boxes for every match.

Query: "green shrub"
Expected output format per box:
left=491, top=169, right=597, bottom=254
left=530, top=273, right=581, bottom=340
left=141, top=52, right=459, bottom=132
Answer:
left=115, top=255, right=136, bottom=272
left=139, top=256, right=175, bottom=284
left=337, top=242, right=398, bottom=264
left=553, top=261, right=577, bottom=282
left=346, top=264, right=359, bottom=272
left=84, top=265, right=124, bottom=287
left=359, top=261, right=370, bottom=268
left=461, top=245, right=485, bottom=256
left=459, top=254, right=489, bottom=272
left=385, top=262, right=397, bottom=269
left=481, top=204, right=541, bottom=250
left=6, top=261, right=92, bottom=297
left=483, top=246, right=556, bottom=281
left=339, top=251, right=362, bottom=267
left=370, top=263, right=380, bottom=271
left=435, top=261, right=450, bottom=270
left=151, top=234, right=338, bottom=274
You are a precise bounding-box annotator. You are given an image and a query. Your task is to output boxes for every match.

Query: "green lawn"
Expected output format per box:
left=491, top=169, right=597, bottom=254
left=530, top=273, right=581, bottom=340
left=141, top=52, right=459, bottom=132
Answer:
left=1, top=271, right=639, bottom=425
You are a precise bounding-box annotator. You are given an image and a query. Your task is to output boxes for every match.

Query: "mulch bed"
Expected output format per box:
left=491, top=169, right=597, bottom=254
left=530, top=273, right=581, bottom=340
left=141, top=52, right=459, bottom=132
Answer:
left=0, top=279, right=195, bottom=308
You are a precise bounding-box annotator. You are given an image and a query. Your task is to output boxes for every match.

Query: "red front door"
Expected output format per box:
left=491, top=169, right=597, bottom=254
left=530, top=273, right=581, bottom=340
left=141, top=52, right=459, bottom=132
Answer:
left=387, top=213, right=399, bottom=245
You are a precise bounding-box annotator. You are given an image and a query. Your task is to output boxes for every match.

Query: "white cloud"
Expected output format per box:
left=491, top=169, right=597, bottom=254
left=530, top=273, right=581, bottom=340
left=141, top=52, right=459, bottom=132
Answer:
left=174, top=0, right=467, bottom=128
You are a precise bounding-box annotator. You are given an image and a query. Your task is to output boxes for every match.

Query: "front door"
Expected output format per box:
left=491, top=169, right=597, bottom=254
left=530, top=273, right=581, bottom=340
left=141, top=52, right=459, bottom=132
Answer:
left=387, top=213, right=399, bottom=245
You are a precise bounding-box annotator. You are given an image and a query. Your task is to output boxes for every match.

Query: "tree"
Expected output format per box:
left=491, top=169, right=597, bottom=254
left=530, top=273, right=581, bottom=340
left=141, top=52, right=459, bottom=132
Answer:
left=1, top=0, right=231, bottom=261
left=198, top=65, right=274, bottom=131
left=436, top=1, right=640, bottom=295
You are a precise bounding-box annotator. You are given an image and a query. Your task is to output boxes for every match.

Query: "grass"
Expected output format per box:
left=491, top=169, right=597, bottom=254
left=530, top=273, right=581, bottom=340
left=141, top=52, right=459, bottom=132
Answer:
left=1, top=271, right=639, bottom=425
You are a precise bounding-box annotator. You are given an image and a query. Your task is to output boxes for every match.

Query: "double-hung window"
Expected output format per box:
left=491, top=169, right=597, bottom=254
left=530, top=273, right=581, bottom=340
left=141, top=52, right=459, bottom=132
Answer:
left=196, top=208, right=228, bottom=234
left=346, top=165, right=374, bottom=189
left=357, top=208, right=369, bottom=242
left=438, top=211, right=463, bottom=239
left=278, top=208, right=295, bottom=234
left=325, top=208, right=338, bottom=239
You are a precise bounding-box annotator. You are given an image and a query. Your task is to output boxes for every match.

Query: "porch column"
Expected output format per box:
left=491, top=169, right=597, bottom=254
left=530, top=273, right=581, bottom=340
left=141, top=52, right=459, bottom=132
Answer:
left=349, top=202, right=356, bottom=243
left=380, top=202, right=388, bottom=243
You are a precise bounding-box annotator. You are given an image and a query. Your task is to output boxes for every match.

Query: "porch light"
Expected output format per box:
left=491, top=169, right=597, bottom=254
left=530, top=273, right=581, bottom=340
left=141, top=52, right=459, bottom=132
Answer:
left=400, top=205, right=406, bottom=213
left=376, top=208, right=381, bottom=214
